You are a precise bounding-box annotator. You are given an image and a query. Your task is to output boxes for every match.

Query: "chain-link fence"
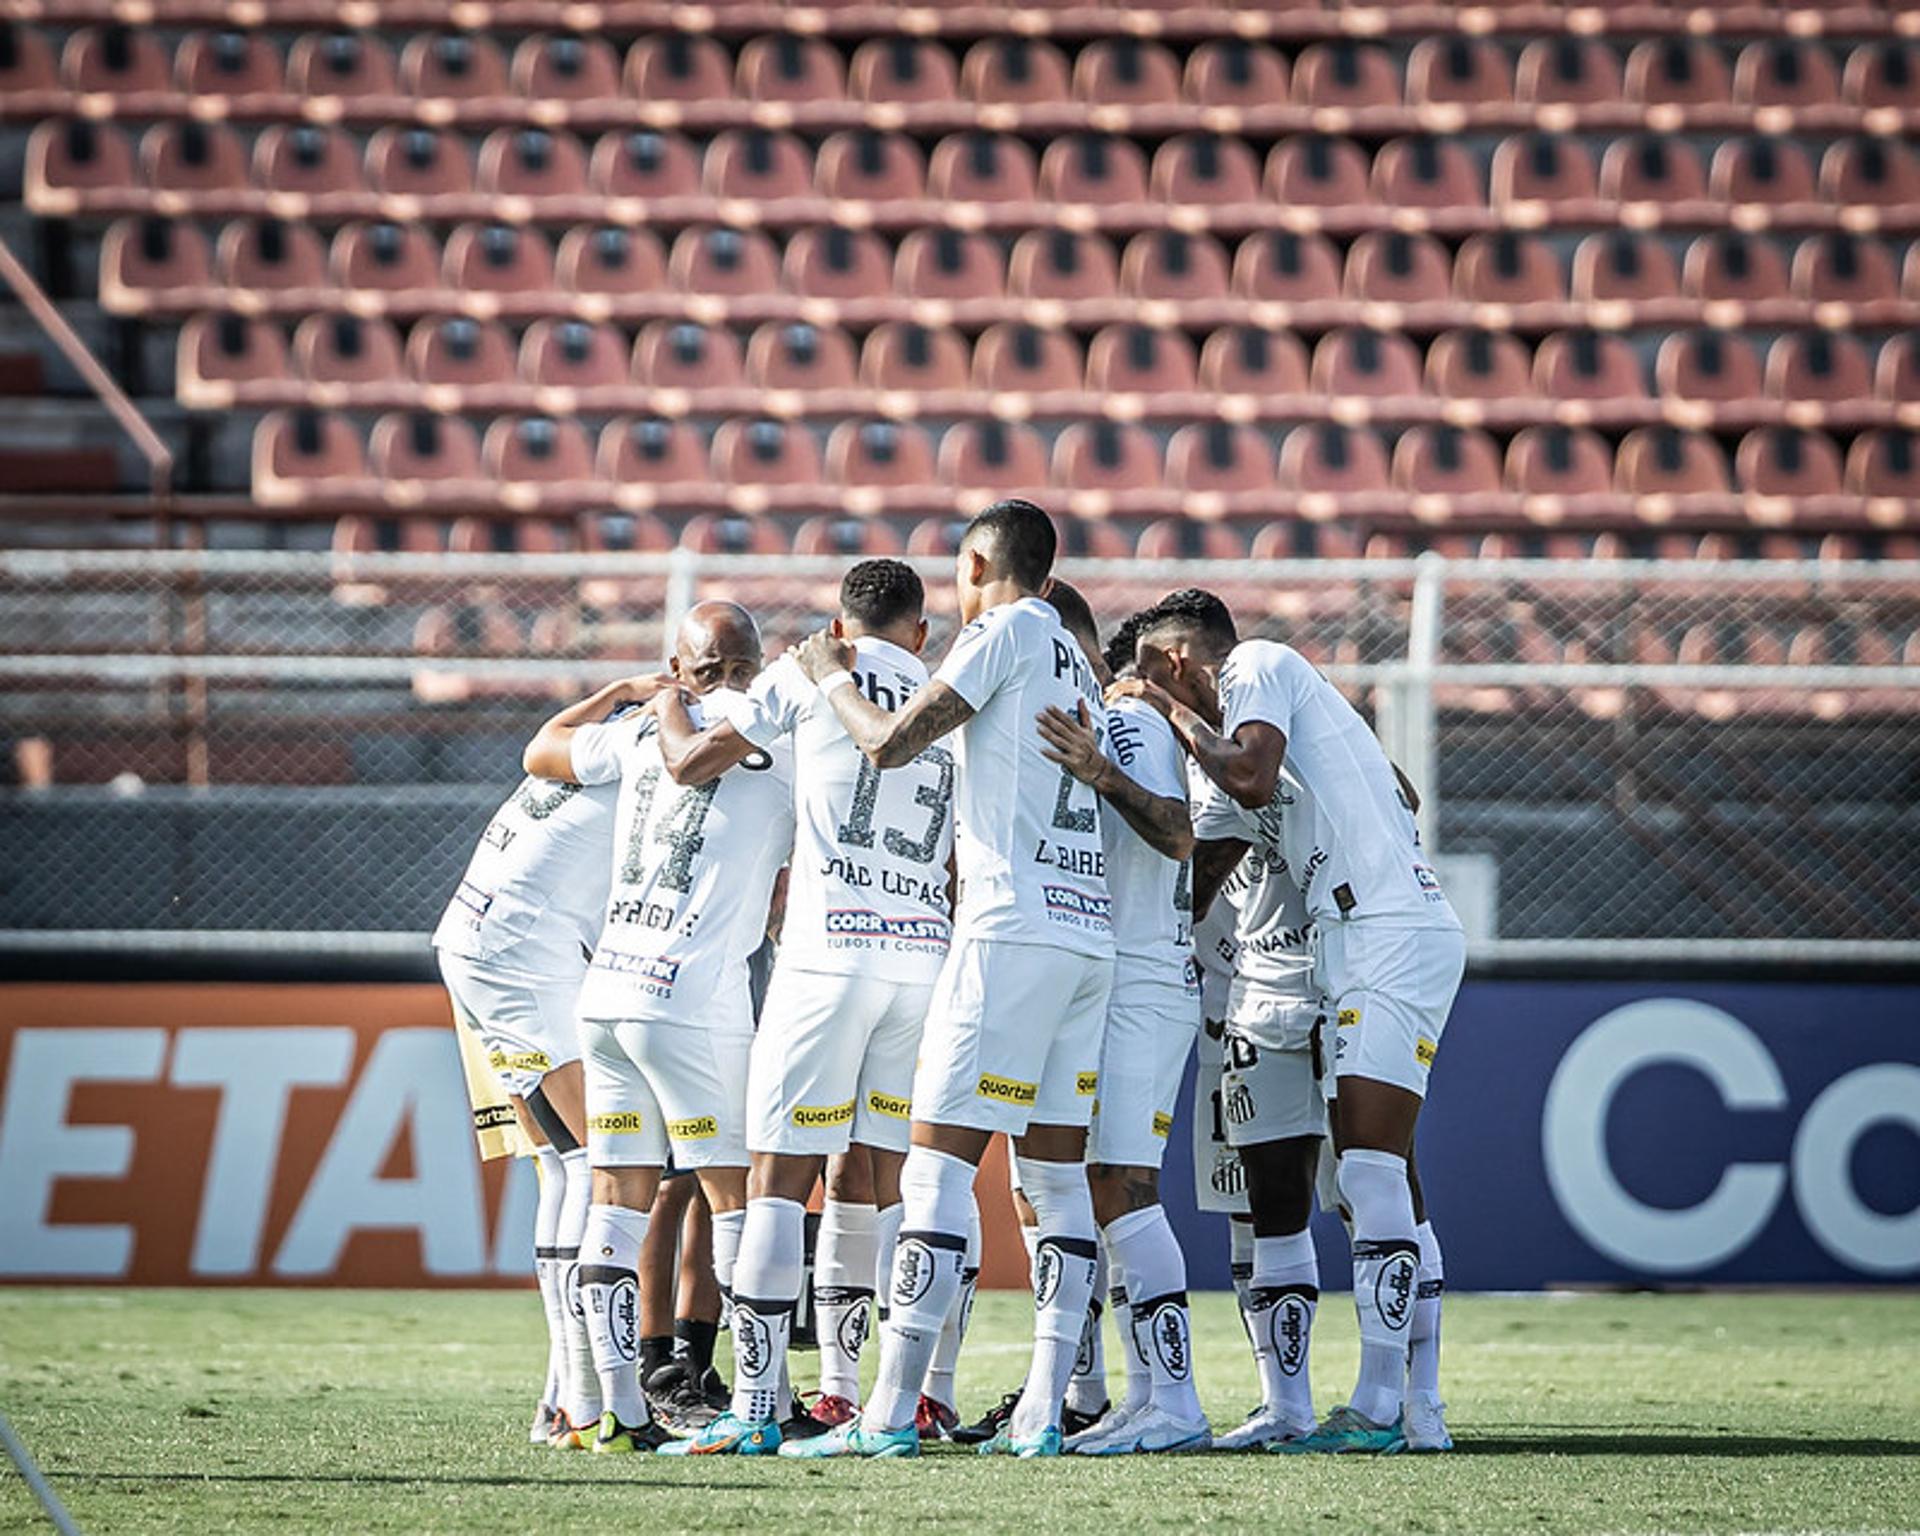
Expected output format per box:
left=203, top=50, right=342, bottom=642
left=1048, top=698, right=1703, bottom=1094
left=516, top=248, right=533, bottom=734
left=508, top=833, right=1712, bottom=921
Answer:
left=1, top=549, right=1916, bottom=956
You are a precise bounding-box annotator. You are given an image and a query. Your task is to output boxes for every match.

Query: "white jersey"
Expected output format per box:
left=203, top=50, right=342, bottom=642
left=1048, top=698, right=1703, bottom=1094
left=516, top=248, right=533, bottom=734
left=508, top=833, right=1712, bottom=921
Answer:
left=734, top=639, right=953, bottom=984
left=570, top=694, right=795, bottom=1019
left=933, top=596, right=1114, bottom=957
left=1100, top=697, right=1192, bottom=983
left=1192, top=774, right=1316, bottom=1005
left=1188, top=759, right=1242, bottom=1013
left=1219, top=639, right=1460, bottom=931
left=431, top=775, right=615, bottom=976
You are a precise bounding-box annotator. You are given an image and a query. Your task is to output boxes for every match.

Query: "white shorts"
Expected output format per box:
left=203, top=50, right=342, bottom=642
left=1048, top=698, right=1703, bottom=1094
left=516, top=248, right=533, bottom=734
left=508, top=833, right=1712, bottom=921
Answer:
left=1089, top=969, right=1199, bottom=1170
left=1227, top=983, right=1319, bottom=1054
left=911, top=937, right=1113, bottom=1137
left=1316, top=921, right=1466, bottom=1099
left=1191, top=1030, right=1251, bottom=1215
left=438, top=950, right=581, bottom=1098
left=748, top=963, right=932, bottom=1157
left=1220, top=1033, right=1327, bottom=1148
left=580, top=979, right=754, bottom=1170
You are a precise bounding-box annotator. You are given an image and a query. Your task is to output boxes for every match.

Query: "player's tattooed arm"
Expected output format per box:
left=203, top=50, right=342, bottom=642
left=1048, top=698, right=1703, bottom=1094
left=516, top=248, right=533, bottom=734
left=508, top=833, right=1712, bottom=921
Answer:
left=793, top=629, right=975, bottom=768
left=523, top=672, right=675, bottom=780
left=1108, top=678, right=1285, bottom=811
left=1036, top=702, right=1193, bottom=861
left=652, top=687, right=756, bottom=786
left=1191, top=835, right=1251, bottom=922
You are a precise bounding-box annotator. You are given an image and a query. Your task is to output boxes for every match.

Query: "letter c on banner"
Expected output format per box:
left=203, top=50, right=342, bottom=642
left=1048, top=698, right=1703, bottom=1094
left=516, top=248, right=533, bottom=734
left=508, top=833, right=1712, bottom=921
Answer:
left=1791, top=1064, right=1920, bottom=1277
left=1543, top=1000, right=1787, bottom=1274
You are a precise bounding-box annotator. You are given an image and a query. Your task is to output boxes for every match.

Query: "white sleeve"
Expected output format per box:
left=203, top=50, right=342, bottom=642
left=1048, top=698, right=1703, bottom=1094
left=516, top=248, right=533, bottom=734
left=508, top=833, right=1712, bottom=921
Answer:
left=1220, top=641, right=1303, bottom=742
left=933, top=610, right=1017, bottom=712
left=702, top=684, right=780, bottom=749
left=738, top=658, right=808, bottom=748
left=1190, top=772, right=1253, bottom=843
left=566, top=720, right=626, bottom=786
left=1104, top=703, right=1187, bottom=802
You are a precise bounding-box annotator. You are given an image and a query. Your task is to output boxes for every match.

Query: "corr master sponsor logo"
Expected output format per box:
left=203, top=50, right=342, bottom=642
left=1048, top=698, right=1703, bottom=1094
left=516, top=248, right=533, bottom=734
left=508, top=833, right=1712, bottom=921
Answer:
left=590, top=952, right=682, bottom=990
left=825, top=910, right=951, bottom=946
left=1043, top=886, right=1112, bottom=924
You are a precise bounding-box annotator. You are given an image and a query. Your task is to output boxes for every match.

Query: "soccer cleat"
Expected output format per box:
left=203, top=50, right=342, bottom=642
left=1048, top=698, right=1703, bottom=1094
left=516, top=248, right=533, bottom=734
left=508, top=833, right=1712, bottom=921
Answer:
left=1062, top=1399, right=1109, bottom=1438
left=1214, top=1406, right=1317, bottom=1452
left=1070, top=1404, right=1210, bottom=1456
left=592, top=1412, right=674, bottom=1454
left=546, top=1410, right=596, bottom=1450
left=777, top=1414, right=919, bottom=1459
left=1270, top=1404, right=1403, bottom=1455
left=645, top=1361, right=720, bottom=1437
left=1063, top=1403, right=1141, bottom=1454
left=810, top=1394, right=859, bottom=1429
left=1387, top=1397, right=1453, bottom=1454
left=915, top=1395, right=960, bottom=1441
left=781, top=1397, right=831, bottom=1441
left=976, top=1423, right=1063, bottom=1458
left=655, top=1411, right=782, bottom=1456
left=698, top=1366, right=729, bottom=1411
left=950, top=1389, right=1021, bottom=1445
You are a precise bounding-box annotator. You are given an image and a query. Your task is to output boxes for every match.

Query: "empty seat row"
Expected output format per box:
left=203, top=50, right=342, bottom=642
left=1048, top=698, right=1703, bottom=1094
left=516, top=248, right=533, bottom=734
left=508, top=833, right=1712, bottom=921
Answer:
left=183, top=311, right=1920, bottom=414
left=100, top=216, right=1920, bottom=319
left=255, top=410, right=1920, bottom=507
left=10, top=26, right=1919, bottom=115
left=36, top=118, right=1920, bottom=215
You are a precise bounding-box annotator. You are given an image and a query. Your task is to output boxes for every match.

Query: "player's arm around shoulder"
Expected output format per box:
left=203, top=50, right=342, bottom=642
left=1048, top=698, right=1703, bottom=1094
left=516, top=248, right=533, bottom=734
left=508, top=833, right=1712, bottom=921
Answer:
left=523, top=672, right=673, bottom=782
left=1038, top=695, right=1194, bottom=861
left=792, top=628, right=976, bottom=770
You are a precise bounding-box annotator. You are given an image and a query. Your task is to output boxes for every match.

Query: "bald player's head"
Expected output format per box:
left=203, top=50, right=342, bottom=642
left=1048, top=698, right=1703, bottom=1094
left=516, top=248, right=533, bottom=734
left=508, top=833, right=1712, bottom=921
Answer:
left=671, top=600, right=762, bottom=695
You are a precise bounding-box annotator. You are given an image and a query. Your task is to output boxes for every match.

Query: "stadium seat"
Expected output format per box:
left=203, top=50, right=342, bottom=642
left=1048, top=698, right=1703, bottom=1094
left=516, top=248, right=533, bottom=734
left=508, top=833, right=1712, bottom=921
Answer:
left=960, top=38, right=1070, bottom=105
left=254, top=409, right=372, bottom=504
left=1199, top=327, right=1311, bottom=396
left=141, top=121, right=248, bottom=194
left=711, top=417, right=824, bottom=486
left=1710, top=137, right=1819, bottom=207
left=1250, top=521, right=1362, bottom=562
left=1572, top=231, right=1681, bottom=302
left=680, top=513, right=790, bottom=554
left=100, top=218, right=214, bottom=310
left=1086, top=325, right=1199, bottom=395
left=1875, top=333, right=1920, bottom=402
left=1426, top=329, right=1533, bottom=400
left=705, top=129, right=814, bottom=202
left=972, top=323, right=1084, bottom=396
left=1454, top=233, right=1566, bottom=306
left=928, top=133, right=1040, bottom=206
left=633, top=321, right=745, bottom=390
left=398, top=33, right=510, bottom=103
left=1232, top=231, right=1343, bottom=303
left=1184, top=40, right=1289, bottom=108
left=485, top=416, right=598, bottom=490
left=745, top=322, right=860, bottom=392
left=447, top=517, right=575, bottom=557
left=1655, top=330, right=1764, bottom=402
left=1624, top=38, right=1732, bottom=106
left=556, top=226, right=668, bottom=298
left=793, top=515, right=906, bottom=557
left=1846, top=429, right=1920, bottom=498
left=521, top=319, right=628, bottom=391
left=669, top=226, right=782, bottom=296
left=177, top=30, right=286, bottom=98
left=1598, top=136, right=1711, bottom=206
left=1291, top=42, right=1401, bottom=109
left=331, top=221, right=443, bottom=298
left=1311, top=329, right=1425, bottom=400
left=1265, top=136, right=1372, bottom=210
left=1737, top=426, right=1845, bottom=497
left=0, top=22, right=57, bottom=96
left=1683, top=232, right=1790, bottom=302
left=783, top=225, right=893, bottom=301
left=848, top=37, right=959, bottom=104
left=1822, top=138, right=1920, bottom=209
left=1506, top=425, right=1614, bottom=497
left=826, top=419, right=937, bottom=488
left=815, top=131, right=927, bottom=204
left=1154, top=134, right=1264, bottom=207
left=1393, top=425, right=1505, bottom=497
left=1344, top=231, right=1452, bottom=305
left=366, top=127, right=475, bottom=198
left=1406, top=37, right=1511, bottom=105
left=1844, top=42, right=1920, bottom=110
left=444, top=223, right=556, bottom=300
left=1008, top=230, right=1121, bottom=301
left=861, top=322, right=970, bottom=394
left=255, top=125, right=366, bottom=197
left=332, top=512, right=444, bottom=557
left=1052, top=421, right=1163, bottom=493
left=62, top=24, right=170, bottom=96
left=1534, top=329, right=1647, bottom=402
left=217, top=219, right=329, bottom=295
left=625, top=33, right=732, bottom=103
left=1074, top=39, right=1182, bottom=107
left=1372, top=136, right=1484, bottom=210
left=371, top=411, right=486, bottom=490
left=287, top=32, right=398, bottom=99
left=1516, top=37, right=1624, bottom=105
left=511, top=35, right=621, bottom=102
left=598, top=416, right=709, bottom=489
left=1164, top=422, right=1277, bottom=495
left=479, top=129, right=591, bottom=200
left=1615, top=426, right=1732, bottom=496
left=1733, top=39, right=1840, bottom=107
left=938, top=419, right=1049, bottom=492
left=737, top=34, right=844, bottom=103
left=1492, top=134, right=1598, bottom=209
left=588, top=133, right=697, bottom=201
left=1121, top=232, right=1231, bottom=302
left=178, top=312, right=291, bottom=398
left=1766, top=332, right=1873, bottom=403
left=1038, top=136, right=1151, bottom=207
left=408, top=317, right=516, bottom=390
left=296, top=313, right=405, bottom=388
left=1133, top=518, right=1248, bottom=561
left=1278, top=422, right=1391, bottom=494
left=895, top=228, right=1004, bottom=301
left=1792, top=233, right=1899, bottom=304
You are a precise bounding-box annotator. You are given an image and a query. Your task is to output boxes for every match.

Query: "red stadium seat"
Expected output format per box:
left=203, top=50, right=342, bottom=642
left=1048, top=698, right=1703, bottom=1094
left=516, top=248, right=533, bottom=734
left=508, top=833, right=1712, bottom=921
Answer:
left=1121, top=231, right=1231, bottom=302
left=1393, top=425, right=1504, bottom=496
left=1074, top=39, right=1182, bottom=107
left=1199, top=327, right=1311, bottom=396
left=1792, top=233, right=1898, bottom=304
left=1709, top=137, right=1819, bottom=207
left=179, top=312, right=290, bottom=397
left=633, top=321, right=744, bottom=390
left=556, top=226, right=668, bottom=298
left=366, top=127, right=475, bottom=198
left=1766, top=332, right=1873, bottom=403
left=1426, top=329, right=1533, bottom=400
left=255, top=125, right=365, bottom=197
left=1265, top=136, right=1371, bottom=210
left=29, top=120, right=136, bottom=206
left=1008, top=230, right=1120, bottom=301
left=737, top=34, right=844, bottom=104
left=521, top=319, right=628, bottom=391
left=1846, top=429, right=1920, bottom=498
left=1491, top=134, right=1597, bottom=209
left=1599, top=135, right=1710, bottom=205
left=295, top=313, right=404, bottom=387
left=371, top=411, right=486, bottom=489
left=254, top=409, right=372, bottom=504
left=444, top=223, right=556, bottom=300
left=1052, top=421, right=1163, bottom=493
left=938, top=420, right=1048, bottom=493
left=1683, top=232, right=1790, bottom=302
left=1516, top=37, right=1623, bottom=105
left=1506, top=425, right=1614, bottom=497
left=62, top=24, right=169, bottom=95
left=928, top=134, right=1039, bottom=205
left=511, top=35, right=620, bottom=102
left=625, top=34, right=731, bottom=103
left=1086, top=325, right=1199, bottom=395
left=288, top=32, right=398, bottom=99
left=1279, top=423, right=1391, bottom=494
left=1733, top=39, right=1840, bottom=107
left=1875, top=333, right=1920, bottom=402
left=598, top=416, right=709, bottom=488
left=1344, top=231, right=1451, bottom=305
left=1184, top=40, right=1288, bottom=108
left=680, top=514, right=790, bottom=555
left=1737, top=427, right=1845, bottom=497
left=669, top=226, right=781, bottom=296
left=860, top=322, right=970, bottom=394
left=177, top=30, right=285, bottom=98
left=1233, top=231, right=1342, bottom=302
left=1371, top=136, right=1484, bottom=211
left=1312, top=329, right=1425, bottom=399
left=1291, top=42, right=1401, bottom=109
left=478, top=129, right=591, bottom=199
left=1154, top=134, right=1263, bottom=207
left=331, top=221, right=443, bottom=298
left=783, top=225, right=892, bottom=301
left=827, top=419, right=936, bottom=488
left=1039, top=136, right=1151, bottom=207
left=217, top=218, right=328, bottom=295
left=1136, top=520, right=1249, bottom=561
left=407, top=317, right=516, bottom=389
left=848, top=37, right=958, bottom=104
left=1615, top=426, right=1731, bottom=496
left=711, top=417, right=824, bottom=486
left=0, top=22, right=58, bottom=96
left=1844, top=43, right=1920, bottom=110
left=142, top=121, right=248, bottom=194
left=1655, top=330, right=1763, bottom=402
left=1624, top=38, right=1731, bottom=106
left=960, top=38, right=1070, bottom=105
left=816, top=130, right=927, bottom=203
left=1822, top=138, right=1920, bottom=209
left=704, top=128, right=814, bottom=202
left=485, top=416, right=597, bottom=489
left=333, top=513, right=443, bottom=557
left=1406, top=37, right=1511, bottom=105
left=591, top=130, right=700, bottom=200
left=1453, top=233, right=1565, bottom=305
left=746, top=321, right=860, bottom=392
left=1534, top=329, right=1646, bottom=402
left=1165, top=422, right=1277, bottom=494
left=895, top=229, right=1004, bottom=301
left=398, top=33, right=510, bottom=103
left=973, top=323, right=1084, bottom=395
left=1572, top=231, right=1680, bottom=302
left=793, top=515, right=906, bottom=557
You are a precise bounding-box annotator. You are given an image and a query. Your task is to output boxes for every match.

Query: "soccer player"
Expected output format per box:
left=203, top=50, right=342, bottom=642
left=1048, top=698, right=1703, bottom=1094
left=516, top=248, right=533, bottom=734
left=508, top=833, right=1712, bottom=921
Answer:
left=1035, top=590, right=1210, bottom=1456
left=784, top=499, right=1115, bottom=1460
left=640, top=559, right=956, bottom=1456
left=1124, top=589, right=1466, bottom=1455
left=523, top=602, right=795, bottom=1454
left=433, top=667, right=670, bottom=1449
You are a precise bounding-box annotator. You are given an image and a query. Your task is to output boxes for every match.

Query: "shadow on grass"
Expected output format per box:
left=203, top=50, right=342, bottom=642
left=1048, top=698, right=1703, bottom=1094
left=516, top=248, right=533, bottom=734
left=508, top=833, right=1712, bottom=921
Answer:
left=49, top=1470, right=752, bottom=1490
left=1451, top=1430, right=1920, bottom=1458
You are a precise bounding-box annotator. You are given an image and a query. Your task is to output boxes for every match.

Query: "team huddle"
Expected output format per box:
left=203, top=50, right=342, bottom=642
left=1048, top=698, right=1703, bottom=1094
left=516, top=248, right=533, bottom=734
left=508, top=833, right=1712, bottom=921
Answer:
left=434, top=498, right=1465, bottom=1459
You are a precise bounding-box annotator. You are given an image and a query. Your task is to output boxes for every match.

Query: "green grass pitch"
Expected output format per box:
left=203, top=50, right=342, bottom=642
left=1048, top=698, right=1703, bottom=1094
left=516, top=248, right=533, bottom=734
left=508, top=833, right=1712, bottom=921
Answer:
left=2, top=1288, right=1917, bottom=1534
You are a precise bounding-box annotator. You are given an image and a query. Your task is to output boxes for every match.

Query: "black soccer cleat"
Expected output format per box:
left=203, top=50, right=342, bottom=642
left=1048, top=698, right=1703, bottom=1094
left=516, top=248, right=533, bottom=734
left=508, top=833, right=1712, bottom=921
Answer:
left=950, top=1389, right=1021, bottom=1446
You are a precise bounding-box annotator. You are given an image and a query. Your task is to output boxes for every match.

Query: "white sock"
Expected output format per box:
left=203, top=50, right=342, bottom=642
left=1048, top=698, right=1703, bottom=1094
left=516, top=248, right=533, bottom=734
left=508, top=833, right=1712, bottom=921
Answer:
left=533, top=1146, right=567, bottom=1414
left=1065, top=1240, right=1108, bottom=1416
left=579, top=1203, right=650, bottom=1427
left=1019, top=1222, right=1040, bottom=1268
left=1409, top=1219, right=1444, bottom=1404
left=925, top=1197, right=980, bottom=1412
left=1008, top=1157, right=1099, bottom=1442
left=1105, top=1206, right=1202, bottom=1420
left=711, top=1206, right=745, bottom=1330
left=1229, top=1218, right=1255, bottom=1337
left=813, top=1200, right=877, bottom=1405
left=1249, top=1229, right=1318, bottom=1426
left=873, top=1199, right=905, bottom=1328
left=866, top=1149, right=976, bottom=1433
left=1339, top=1149, right=1419, bottom=1428
left=730, top=1196, right=805, bottom=1425
left=557, top=1150, right=601, bottom=1428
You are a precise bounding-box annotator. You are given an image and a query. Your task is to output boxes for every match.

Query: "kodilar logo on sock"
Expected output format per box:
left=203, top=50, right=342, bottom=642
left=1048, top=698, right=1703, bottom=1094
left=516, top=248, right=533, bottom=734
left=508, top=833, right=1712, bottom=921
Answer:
left=1273, top=1296, right=1310, bottom=1377
left=1150, top=1304, right=1190, bottom=1381
left=838, top=1300, right=869, bottom=1358
left=734, top=1310, right=770, bottom=1380
left=1375, top=1252, right=1417, bottom=1332
left=893, top=1239, right=936, bottom=1307
left=1033, top=1242, right=1064, bottom=1307
left=612, top=1278, right=638, bottom=1363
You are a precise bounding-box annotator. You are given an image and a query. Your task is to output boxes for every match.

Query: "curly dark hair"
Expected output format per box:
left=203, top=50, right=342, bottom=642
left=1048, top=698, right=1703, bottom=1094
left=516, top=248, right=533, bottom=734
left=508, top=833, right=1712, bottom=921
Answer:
left=1102, top=610, right=1153, bottom=677
left=839, top=558, right=925, bottom=632
left=1138, top=587, right=1238, bottom=654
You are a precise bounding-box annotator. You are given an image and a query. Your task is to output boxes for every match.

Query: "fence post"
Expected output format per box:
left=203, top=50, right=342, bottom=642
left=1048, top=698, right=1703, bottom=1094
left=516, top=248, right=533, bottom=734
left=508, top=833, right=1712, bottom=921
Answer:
left=661, top=547, right=696, bottom=662
left=1403, top=552, right=1446, bottom=853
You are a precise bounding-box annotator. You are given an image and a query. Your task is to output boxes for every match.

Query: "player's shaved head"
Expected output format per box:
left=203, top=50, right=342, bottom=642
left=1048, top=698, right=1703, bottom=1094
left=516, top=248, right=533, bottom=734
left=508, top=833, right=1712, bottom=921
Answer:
left=1042, top=579, right=1103, bottom=681
left=673, top=600, right=763, bottom=694
left=959, top=498, right=1057, bottom=594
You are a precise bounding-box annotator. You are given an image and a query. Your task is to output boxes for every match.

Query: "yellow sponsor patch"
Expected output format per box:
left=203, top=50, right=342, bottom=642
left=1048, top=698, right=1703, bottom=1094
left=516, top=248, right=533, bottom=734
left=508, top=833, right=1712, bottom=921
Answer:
left=867, top=1090, right=911, bottom=1121
left=791, top=1100, right=856, bottom=1130
left=489, top=1048, right=553, bottom=1074
left=1415, top=1036, right=1438, bottom=1068
left=473, top=1104, right=518, bottom=1131
left=1076, top=1072, right=1099, bottom=1097
left=589, top=1111, right=646, bottom=1135
left=976, top=1073, right=1038, bottom=1106
left=1336, top=1008, right=1361, bottom=1029
left=667, top=1115, right=719, bottom=1141
left=1151, top=1110, right=1174, bottom=1139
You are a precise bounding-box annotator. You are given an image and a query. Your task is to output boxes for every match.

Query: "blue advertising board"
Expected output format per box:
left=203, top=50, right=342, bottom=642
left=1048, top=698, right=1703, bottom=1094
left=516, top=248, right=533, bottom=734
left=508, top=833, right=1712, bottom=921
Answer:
left=1162, top=980, right=1920, bottom=1290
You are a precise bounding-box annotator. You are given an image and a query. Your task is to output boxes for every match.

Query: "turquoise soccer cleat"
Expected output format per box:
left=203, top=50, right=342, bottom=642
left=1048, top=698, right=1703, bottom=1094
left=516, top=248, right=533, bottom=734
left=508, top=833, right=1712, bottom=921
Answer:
left=776, top=1414, right=919, bottom=1459
left=976, top=1423, right=1064, bottom=1458
left=655, top=1411, right=783, bottom=1457
left=1269, top=1405, right=1403, bottom=1456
